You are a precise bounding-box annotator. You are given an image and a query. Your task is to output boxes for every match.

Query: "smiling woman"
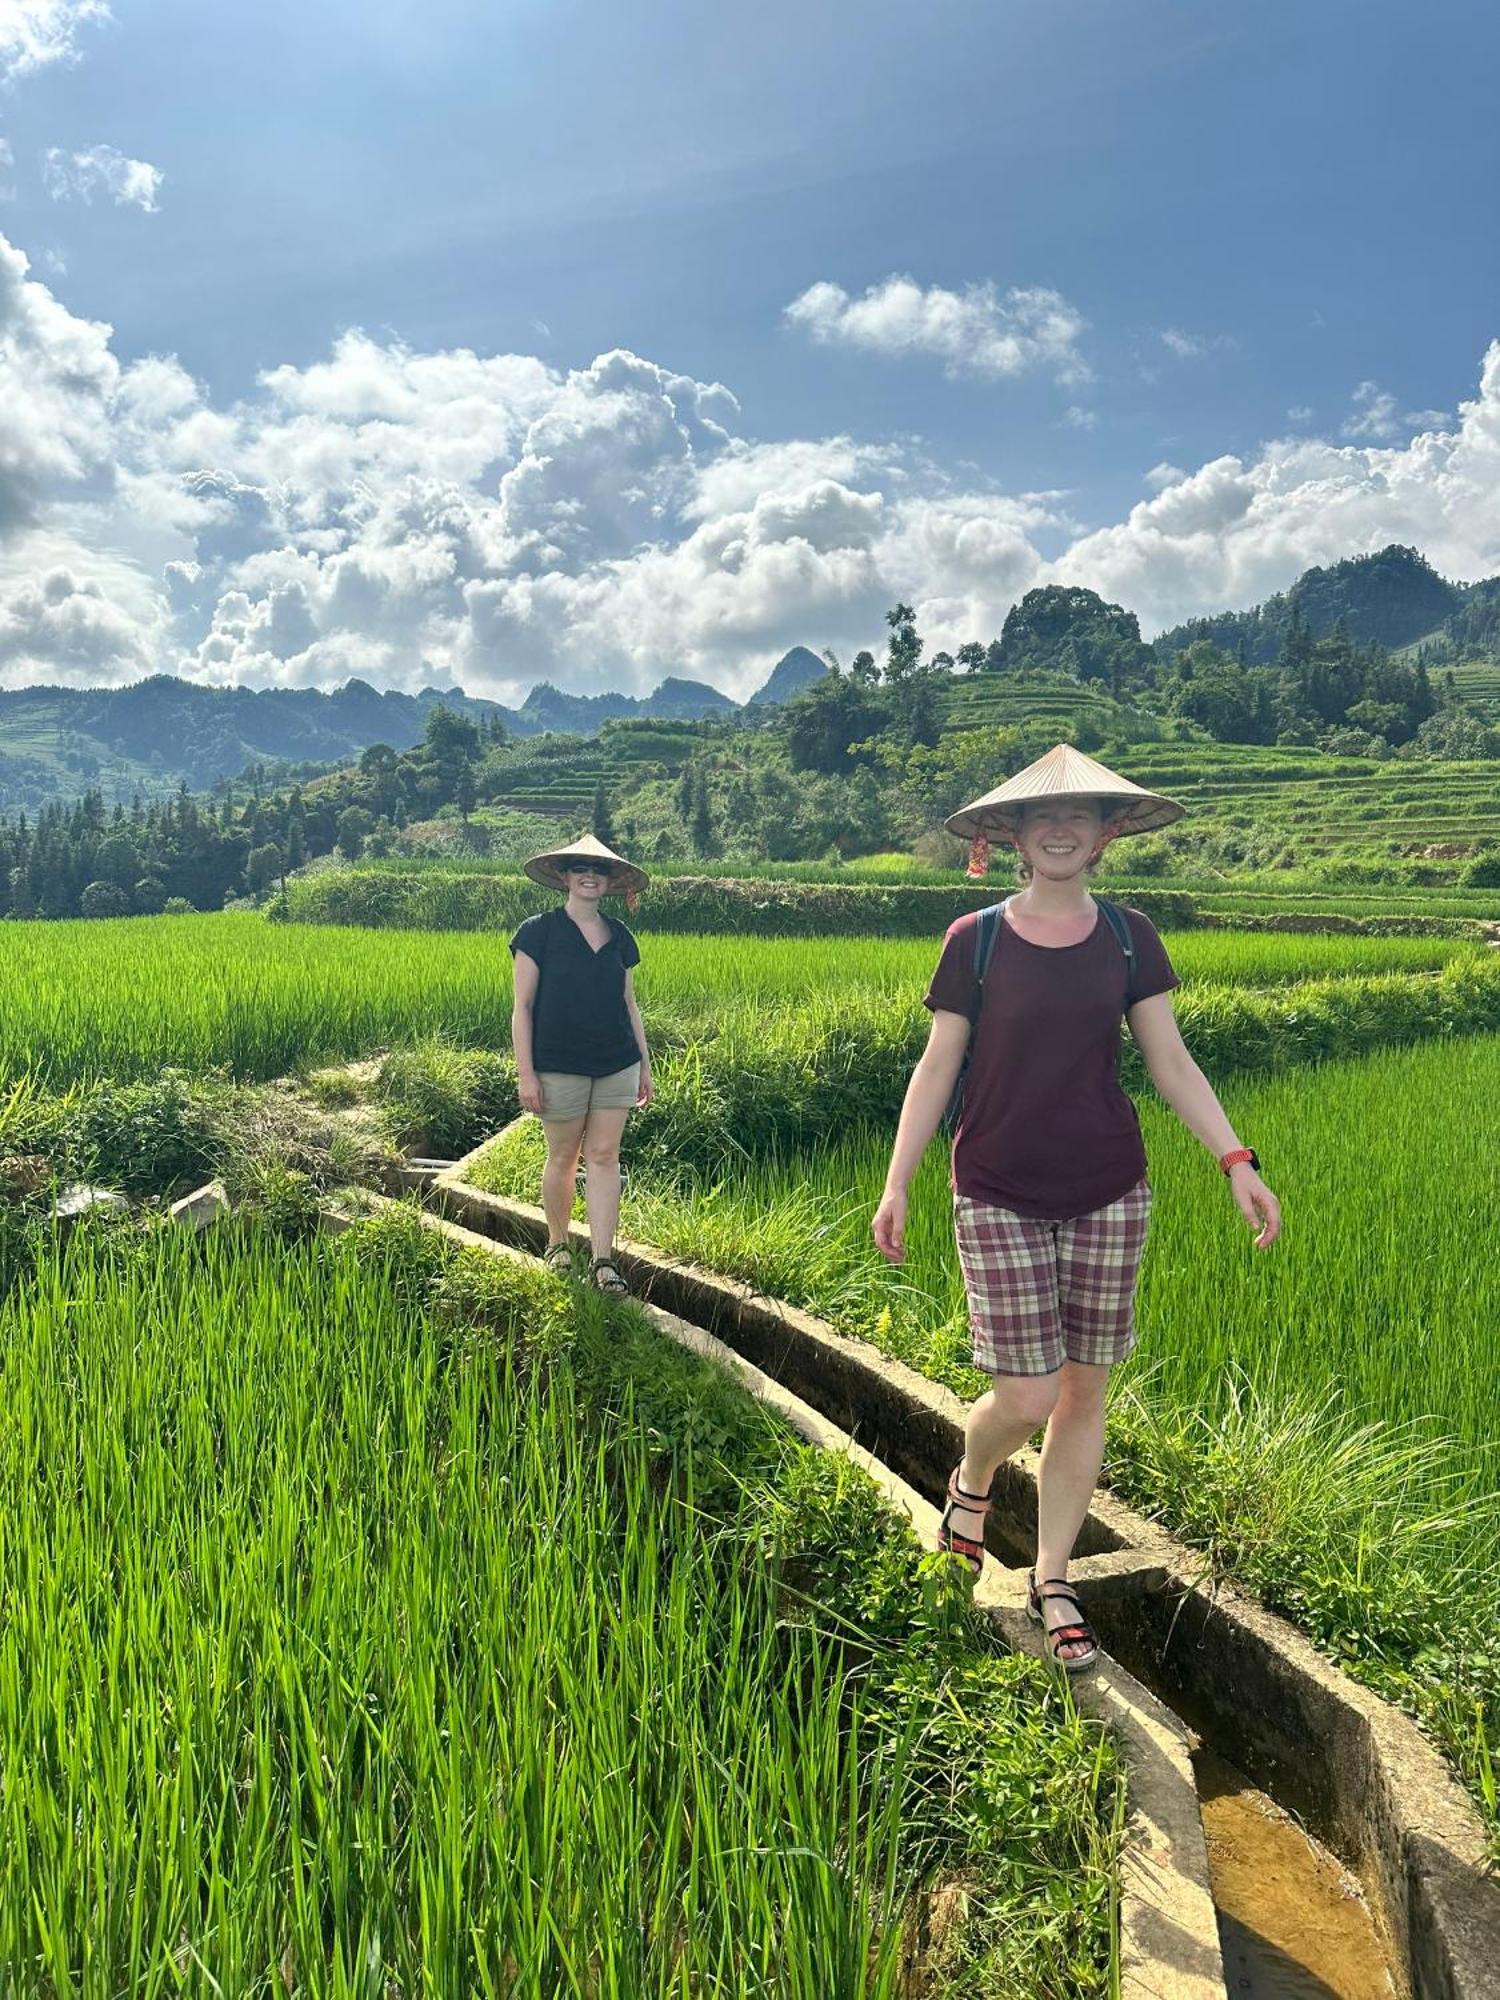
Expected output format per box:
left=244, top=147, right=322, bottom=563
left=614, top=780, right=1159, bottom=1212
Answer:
left=509, top=832, right=653, bottom=1295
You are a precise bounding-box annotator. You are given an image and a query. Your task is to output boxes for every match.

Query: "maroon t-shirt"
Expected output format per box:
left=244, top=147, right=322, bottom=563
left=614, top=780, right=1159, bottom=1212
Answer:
left=924, top=903, right=1180, bottom=1221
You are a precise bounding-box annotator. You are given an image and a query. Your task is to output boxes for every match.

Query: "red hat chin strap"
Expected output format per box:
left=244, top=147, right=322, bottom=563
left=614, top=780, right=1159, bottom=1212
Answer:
left=965, top=834, right=990, bottom=879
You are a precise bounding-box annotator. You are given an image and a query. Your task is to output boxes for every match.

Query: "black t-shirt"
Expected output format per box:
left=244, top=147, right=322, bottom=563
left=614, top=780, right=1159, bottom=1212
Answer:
left=510, top=907, right=642, bottom=1077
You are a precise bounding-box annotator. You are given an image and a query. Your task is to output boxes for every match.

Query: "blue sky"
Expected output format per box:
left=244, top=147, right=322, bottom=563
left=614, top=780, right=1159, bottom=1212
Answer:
left=0, top=0, right=1497, bottom=698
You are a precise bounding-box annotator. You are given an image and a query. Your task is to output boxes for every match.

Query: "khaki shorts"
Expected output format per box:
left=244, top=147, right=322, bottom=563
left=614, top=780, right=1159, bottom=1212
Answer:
left=536, top=1064, right=640, bottom=1122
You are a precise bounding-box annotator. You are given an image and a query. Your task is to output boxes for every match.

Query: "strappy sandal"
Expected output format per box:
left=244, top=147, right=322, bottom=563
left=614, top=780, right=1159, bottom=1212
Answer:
left=1027, top=1571, right=1100, bottom=1674
left=937, top=1464, right=991, bottom=1577
left=590, top=1255, right=630, bottom=1296
left=541, top=1241, right=573, bottom=1277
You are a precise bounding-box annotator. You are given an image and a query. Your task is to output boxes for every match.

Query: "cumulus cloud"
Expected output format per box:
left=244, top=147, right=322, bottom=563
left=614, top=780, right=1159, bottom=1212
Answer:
left=0, top=137, right=14, bottom=200
left=784, top=274, right=1089, bottom=384
left=1062, top=405, right=1097, bottom=430
left=0, top=0, right=108, bottom=81
left=0, top=232, right=119, bottom=530
left=43, top=142, right=162, bottom=211
left=3, top=225, right=1500, bottom=697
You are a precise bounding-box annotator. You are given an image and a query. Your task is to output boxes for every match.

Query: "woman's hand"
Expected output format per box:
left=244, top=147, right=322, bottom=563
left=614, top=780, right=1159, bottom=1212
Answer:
left=872, top=1189, right=908, bottom=1264
left=1229, top=1165, right=1281, bottom=1249
left=636, top=1066, right=654, bottom=1107
left=517, top=1069, right=544, bottom=1117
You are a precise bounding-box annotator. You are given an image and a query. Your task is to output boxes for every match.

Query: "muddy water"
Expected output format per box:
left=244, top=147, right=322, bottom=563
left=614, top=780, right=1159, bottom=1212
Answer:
left=1195, top=1750, right=1400, bottom=1999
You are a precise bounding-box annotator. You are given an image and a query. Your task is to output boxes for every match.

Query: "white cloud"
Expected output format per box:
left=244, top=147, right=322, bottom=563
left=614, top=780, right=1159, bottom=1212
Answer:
left=1062, top=405, right=1097, bottom=430
left=1160, top=327, right=1236, bottom=361
left=1286, top=405, right=1313, bottom=425
left=784, top=274, right=1088, bottom=384
left=3, top=226, right=1500, bottom=697
left=0, top=137, right=14, bottom=200
left=0, top=0, right=107, bottom=81
left=0, top=232, right=119, bottom=530
left=1342, top=379, right=1400, bottom=441
left=43, top=142, right=163, bottom=211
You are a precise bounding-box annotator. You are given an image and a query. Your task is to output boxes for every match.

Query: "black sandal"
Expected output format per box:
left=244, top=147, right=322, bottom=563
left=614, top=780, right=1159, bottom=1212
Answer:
left=542, top=1241, right=573, bottom=1277
left=1027, top=1571, right=1100, bottom=1673
left=590, top=1255, right=629, bottom=1295
left=937, top=1465, right=991, bottom=1577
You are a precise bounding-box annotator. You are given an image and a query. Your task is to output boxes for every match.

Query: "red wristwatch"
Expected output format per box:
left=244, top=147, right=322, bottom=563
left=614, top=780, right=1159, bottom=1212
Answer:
left=1219, top=1148, right=1259, bottom=1174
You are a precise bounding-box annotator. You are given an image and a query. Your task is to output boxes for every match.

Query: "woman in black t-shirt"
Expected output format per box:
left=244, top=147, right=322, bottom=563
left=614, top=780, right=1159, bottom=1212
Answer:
left=510, top=834, right=652, bottom=1294
left=873, top=746, right=1282, bottom=1673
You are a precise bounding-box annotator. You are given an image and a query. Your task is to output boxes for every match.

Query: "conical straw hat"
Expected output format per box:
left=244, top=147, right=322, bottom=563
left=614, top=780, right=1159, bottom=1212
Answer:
left=944, top=743, right=1186, bottom=842
left=523, top=831, right=649, bottom=899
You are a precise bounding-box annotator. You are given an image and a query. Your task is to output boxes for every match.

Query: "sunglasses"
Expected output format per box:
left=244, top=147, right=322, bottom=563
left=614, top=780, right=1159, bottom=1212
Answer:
left=564, top=860, right=613, bottom=877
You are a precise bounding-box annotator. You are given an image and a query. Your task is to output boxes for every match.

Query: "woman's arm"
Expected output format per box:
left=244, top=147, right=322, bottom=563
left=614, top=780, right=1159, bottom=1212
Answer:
left=623, top=969, right=652, bottom=1105
left=511, top=950, right=544, bottom=1115
left=872, top=1010, right=971, bottom=1263
left=1128, top=992, right=1282, bottom=1248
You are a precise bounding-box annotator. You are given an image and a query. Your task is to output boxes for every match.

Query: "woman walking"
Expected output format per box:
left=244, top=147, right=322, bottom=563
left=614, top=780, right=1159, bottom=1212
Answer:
left=872, top=745, right=1281, bottom=1670
left=511, top=833, right=653, bottom=1295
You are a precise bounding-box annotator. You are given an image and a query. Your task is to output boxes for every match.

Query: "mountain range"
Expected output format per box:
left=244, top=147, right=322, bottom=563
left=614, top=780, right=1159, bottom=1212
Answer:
left=0, top=647, right=830, bottom=814
left=1, top=549, right=1495, bottom=816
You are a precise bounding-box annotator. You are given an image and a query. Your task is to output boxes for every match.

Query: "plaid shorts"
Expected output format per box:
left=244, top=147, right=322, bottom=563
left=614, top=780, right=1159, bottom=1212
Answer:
left=953, top=1178, right=1152, bottom=1376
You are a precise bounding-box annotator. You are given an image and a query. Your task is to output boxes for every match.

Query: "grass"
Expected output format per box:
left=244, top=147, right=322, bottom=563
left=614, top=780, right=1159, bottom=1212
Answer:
left=0, top=1211, right=1121, bottom=1994
left=469, top=1034, right=1500, bottom=1849
left=0, top=911, right=1488, bottom=1091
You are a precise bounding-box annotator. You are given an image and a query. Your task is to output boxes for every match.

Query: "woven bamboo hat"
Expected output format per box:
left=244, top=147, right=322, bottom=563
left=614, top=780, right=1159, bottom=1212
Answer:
left=944, top=743, right=1186, bottom=843
left=523, top=831, right=649, bottom=900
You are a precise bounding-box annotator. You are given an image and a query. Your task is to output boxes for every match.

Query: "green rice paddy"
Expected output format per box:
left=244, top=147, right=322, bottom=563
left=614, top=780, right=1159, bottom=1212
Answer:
left=0, top=1216, right=1120, bottom=1995
left=0, top=911, right=1486, bottom=1089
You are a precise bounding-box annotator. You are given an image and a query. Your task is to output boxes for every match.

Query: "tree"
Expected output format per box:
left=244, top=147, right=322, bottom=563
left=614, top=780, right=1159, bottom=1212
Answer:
left=885, top=603, right=923, bottom=685
left=336, top=807, right=374, bottom=861
left=983, top=639, right=1005, bottom=674
left=133, top=875, right=168, bottom=915
left=997, top=585, right=1153, bottom=694
left=850, top=649, right=880, bottom=686
left=785, top=675, right=888, bottom=774
left=247, top=842, right=284, bottom=894
left=955, top=642, right=985, bottom=675
left=691, top=771, right=714, bottom=857
left=591, top=782, right=617, bottom=848
left=80, top=880, right=131, bottom=919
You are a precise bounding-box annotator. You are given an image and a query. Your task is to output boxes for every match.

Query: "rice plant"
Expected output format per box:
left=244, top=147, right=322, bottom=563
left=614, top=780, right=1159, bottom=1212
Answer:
left=0, top=1217, right=1121, bottom=1993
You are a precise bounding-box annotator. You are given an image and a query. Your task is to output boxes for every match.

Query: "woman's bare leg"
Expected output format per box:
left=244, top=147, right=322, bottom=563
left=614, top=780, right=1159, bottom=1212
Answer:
left=541, top=1116, right=587, bottom=1246
left=1033, top=1359, right=1111, bottom=1659
left=954, top=1370, right=1061, bottom=1519
left=581, top=1107, right=630, bottom=1261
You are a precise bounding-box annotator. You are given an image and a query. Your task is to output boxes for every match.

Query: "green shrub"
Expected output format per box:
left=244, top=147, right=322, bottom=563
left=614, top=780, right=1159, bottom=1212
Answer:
left=376, top=1037, right=518, bottom=1157
left=283, top=868, right=1202, bottom=938
left=64, top=1068, right=230, bottom=1194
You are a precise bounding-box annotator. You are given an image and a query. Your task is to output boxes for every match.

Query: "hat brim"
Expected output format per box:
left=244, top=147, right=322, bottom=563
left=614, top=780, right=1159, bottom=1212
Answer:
left=523, top=852, right=649, bottom=898
left=944, top=792, right=1185, bottom=843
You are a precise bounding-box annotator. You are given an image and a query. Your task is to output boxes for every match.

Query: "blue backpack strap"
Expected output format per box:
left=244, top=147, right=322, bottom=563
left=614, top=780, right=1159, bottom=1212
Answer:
left=1095, top=899, right=1137, bottom=1010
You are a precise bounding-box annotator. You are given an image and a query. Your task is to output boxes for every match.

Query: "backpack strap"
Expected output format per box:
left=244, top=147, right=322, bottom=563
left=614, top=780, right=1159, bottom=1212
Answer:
left=1095, top=899, right=1138, bottom=1011
left=971, top=898, right=1007, bottom=1005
